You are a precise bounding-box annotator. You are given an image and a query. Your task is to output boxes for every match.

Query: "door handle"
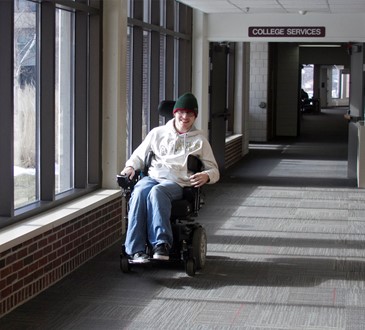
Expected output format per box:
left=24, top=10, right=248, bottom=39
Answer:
left=212, top=112, right=231, bottom=120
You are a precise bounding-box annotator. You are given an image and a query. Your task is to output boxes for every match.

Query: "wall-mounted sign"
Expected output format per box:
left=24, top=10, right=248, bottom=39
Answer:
left=248, top=26, right=325, bottom=37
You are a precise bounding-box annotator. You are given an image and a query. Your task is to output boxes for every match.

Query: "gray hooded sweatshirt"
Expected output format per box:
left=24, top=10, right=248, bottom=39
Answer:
left=125, top=118, right=220, bottom=187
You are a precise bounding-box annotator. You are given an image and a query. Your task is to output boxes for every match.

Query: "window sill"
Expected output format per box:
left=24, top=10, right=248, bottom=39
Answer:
left=0, top=189, right=121, bottom=254
left=225, top=133, right=243, bottom=143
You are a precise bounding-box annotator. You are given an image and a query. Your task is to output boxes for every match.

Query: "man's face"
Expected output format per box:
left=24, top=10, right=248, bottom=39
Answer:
left=174, top=110, right=196, bottom=133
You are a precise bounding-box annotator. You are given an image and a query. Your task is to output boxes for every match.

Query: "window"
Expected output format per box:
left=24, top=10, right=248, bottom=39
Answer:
left=0, top=0, right=101, bottom=228
left=55, top=9, right=74, bottom=194
left=301, top=64, right=314, bottom=98
left=341, top=70, right=350, bottom=99
left=331, top=65, right=341, bottom=98
left=142, top=29, right=151, bottom=140
left=127, top=0, right=192, bottom=154
left=331, top=65, right=349, bottom=99
left=14, top=0, right=38, bottom=208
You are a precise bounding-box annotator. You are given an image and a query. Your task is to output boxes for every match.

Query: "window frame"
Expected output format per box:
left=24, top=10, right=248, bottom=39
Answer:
left=0, top=0, right=102, bottom=228
left=127, top=0, right=192, bottom=155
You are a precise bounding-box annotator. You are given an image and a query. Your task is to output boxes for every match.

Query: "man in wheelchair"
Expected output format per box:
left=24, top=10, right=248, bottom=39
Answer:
left=120, top=92, right=219, bottom=266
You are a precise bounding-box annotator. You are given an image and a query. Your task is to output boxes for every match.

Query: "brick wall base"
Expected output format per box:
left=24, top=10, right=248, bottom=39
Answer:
left=0, top=196, right=123, bottom=317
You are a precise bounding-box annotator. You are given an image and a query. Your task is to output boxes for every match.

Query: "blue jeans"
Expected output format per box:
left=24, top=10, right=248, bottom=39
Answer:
left=124, top=176, right=183, bottom=255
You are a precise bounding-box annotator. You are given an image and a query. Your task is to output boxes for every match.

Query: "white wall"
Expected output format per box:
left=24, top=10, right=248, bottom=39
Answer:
left=206, top=13, right=365, bottom=43
left=234, top=42, right=250, bottom=155
left=249, top=43, right=268, bottom=142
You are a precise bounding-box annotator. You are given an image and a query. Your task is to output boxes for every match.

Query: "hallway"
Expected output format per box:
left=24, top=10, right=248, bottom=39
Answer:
left=228, top=107, right=353, bottom=188
left=1, top=108, right=365, bottom=329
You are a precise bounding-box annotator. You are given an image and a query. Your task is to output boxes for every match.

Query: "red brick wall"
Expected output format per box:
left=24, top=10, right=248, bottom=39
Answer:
left=0, top=196, right=123, bottom=317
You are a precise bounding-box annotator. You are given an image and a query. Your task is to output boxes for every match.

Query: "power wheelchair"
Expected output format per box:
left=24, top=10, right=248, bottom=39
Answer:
left=116, top=101, right=208, bottom=277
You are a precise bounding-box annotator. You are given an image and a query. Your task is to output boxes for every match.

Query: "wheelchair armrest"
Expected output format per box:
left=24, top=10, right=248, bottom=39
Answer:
left=183, top=186, right=202, bottom=214
left=182, top=186, right=198, bottom=203
left=170, top=186, right=202, bottom=220
left=116, top=170, right=140, bottom=190
left=187, top=155, right=203, bottom=173
left=116, top=175, right=134, bottom=190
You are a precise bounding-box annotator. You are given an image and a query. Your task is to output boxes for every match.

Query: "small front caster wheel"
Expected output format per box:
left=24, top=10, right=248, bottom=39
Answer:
left=185, top=258, right=196, bottom=276
left=120, top=253, right=130, bottom=273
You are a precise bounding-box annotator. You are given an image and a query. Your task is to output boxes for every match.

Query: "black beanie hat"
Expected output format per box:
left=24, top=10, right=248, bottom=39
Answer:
left=173, top=92, right=198, bottom=116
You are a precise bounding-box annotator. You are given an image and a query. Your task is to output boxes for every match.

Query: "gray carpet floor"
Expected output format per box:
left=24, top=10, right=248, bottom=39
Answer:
left=1, top=108, right=365, bottom=330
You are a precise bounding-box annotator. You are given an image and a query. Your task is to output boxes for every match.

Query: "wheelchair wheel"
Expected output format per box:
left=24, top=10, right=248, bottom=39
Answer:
left=120, top=253, right=130, bottom=273
left=192, top=226, right=207, bottom=270
left=185, top=258, right=196, bottom=276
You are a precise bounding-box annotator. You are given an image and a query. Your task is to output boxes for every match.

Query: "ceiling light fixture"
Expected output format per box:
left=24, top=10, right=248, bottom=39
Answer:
left=299, top=44, right=342, bottom=48
left=298, top=10, right=307, bottom=15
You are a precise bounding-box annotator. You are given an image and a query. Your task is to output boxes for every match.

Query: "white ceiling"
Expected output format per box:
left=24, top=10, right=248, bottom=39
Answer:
left=177, top=0, right=365, bottom=15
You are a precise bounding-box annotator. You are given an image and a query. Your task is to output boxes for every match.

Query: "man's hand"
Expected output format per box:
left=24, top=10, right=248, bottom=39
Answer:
left=120, top=166, right=135, bottom=180
left=189, top=172, right=210, bottom=188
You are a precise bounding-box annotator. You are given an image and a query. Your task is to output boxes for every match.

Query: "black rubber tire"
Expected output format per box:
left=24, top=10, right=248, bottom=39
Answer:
left=185, top=258, right=196, bottom=276
left=192, top=226, right=207, bottom=270
left=120, top=254, right=130, bottom=273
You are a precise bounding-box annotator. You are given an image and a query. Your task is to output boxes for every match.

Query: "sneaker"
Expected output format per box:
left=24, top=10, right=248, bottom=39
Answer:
left=153, top=244, right=170, bottom=260
left=129, top=252, right=150, bottom=264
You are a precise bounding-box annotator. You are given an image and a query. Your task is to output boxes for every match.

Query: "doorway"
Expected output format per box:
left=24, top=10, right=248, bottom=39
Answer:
left=208, top=42, right=234, bottom=173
